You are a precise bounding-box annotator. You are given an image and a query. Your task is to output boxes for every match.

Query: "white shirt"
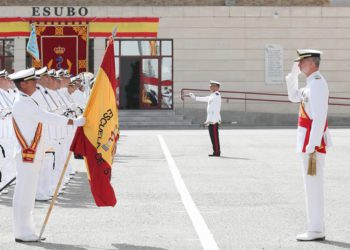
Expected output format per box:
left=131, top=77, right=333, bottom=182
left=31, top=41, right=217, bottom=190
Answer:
left=195, top=91, right=221, bottom=124
left=12, top=91, right=69, bottom=161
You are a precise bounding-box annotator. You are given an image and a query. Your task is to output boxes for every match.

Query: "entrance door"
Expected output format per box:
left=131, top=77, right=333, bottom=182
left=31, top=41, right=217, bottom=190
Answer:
left=119, top=57, right=141, bottom=109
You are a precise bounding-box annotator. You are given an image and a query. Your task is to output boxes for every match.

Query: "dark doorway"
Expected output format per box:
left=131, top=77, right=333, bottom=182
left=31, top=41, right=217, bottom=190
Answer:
left=119, top=57, right=141, bottom=109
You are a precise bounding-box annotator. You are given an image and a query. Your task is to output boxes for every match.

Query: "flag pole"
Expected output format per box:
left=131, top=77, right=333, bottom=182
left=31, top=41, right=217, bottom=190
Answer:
left=38, top=151, right=73, bottom=240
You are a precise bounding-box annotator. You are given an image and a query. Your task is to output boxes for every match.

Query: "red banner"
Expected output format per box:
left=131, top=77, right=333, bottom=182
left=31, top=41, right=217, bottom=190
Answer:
left=33, top=24, right=88, bottom=75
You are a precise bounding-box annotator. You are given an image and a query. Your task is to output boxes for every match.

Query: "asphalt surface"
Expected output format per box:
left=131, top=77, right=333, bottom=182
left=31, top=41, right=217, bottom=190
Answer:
left=1, top=129, right=350, bottom=250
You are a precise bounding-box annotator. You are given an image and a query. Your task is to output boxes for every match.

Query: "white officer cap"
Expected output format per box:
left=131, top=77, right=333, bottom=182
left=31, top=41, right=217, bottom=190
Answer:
left=69, top=75, right=81, bottom=85
left=35, top=66, right=48, bottom=77
left=0, top=69, right=8, bottom=78
left=89, top=78, right=96, bottom=88
left=9, top=68, right=39, bottom=82
left=48, top=69, right=61, bottom=79
left=63, top=69, right=71, bottom=78
left=294, top=49, right=322, bottom=62
left=209, top=80, right=221, bottom=86
left=56, top=69, right=64, bottom=77
left=79, top=72, right=95, bottom=86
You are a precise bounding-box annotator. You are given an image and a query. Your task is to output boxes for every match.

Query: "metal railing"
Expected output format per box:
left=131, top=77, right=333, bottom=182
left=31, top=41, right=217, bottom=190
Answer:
left=180, top=88, right=350, bottom=112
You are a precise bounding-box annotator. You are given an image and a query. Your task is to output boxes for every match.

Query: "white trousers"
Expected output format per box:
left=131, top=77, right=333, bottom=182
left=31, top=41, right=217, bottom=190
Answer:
left=36, top=152, right=54, bottom=199
left=300, top=152, right=325, bottom=233
left=0, top=139, right=17, bottom=187
left=13, top=154, right=42, bottom=238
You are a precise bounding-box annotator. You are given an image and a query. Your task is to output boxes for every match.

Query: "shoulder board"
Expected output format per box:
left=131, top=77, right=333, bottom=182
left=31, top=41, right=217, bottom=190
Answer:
left=216, top=92, right=220, bottom=95
left=314, top=75, right=321, bottom=80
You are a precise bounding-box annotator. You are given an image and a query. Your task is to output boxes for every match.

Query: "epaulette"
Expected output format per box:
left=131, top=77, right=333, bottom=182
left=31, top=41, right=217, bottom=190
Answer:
left=216, top=92, right=220, bottom=95
left=314, top=75, right=321, bottom=80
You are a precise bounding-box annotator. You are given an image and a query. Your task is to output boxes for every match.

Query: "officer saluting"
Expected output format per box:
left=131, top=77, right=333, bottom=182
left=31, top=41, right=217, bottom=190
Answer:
left=286, top=49, right=332, bottom=241
left=189, top=80, right=222, bottom=157
left=9, top=68, right=86, bottom=242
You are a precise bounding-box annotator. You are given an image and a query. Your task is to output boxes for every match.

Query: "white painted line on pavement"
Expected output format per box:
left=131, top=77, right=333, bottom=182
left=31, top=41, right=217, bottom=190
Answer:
left=157, top=135, right=219, bottom=250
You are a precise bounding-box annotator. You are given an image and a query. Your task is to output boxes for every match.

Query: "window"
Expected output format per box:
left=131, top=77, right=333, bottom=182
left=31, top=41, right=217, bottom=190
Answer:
left=113, top=39, right=173, bottom=110
left=0, top=39, right=14, bottom=73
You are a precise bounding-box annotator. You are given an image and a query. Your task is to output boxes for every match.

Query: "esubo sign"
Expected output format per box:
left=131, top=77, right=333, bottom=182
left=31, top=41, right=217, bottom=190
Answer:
left=32, top=7, right=88, bottom=17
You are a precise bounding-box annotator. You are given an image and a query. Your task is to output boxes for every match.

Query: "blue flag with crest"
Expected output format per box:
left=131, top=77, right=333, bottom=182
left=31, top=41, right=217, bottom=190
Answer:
left=26, top=23, right=40, bottom=61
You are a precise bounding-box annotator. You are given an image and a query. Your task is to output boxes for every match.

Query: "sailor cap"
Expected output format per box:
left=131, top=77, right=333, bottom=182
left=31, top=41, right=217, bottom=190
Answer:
left=0, top=69, right=8, bottom=78
left=209, top=80, right=221, bottom=86
left=9, top=68, right=39, bottom=82
left=35, top=66, right=48, bottom=77
left=294, top=49, right=322, bottom=62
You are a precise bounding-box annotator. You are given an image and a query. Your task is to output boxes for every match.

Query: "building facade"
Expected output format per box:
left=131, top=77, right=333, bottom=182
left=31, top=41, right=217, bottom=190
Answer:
left=1, top=4, right=350, bottom=118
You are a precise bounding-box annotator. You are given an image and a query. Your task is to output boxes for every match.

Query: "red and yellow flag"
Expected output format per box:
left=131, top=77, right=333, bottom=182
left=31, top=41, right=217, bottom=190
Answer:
left=70, top=40, right=118, bottom=207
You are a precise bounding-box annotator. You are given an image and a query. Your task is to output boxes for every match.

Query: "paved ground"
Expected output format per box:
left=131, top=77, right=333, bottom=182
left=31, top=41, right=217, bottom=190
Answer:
left=1, top=129, right=350, bottom=250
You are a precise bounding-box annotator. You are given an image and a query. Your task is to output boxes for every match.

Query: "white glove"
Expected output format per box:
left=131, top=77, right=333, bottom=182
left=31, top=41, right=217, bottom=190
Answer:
left=305, top=144, right=315, bottom=154
left=285, top=73, right=293, bottom=84
left=291, top=62, right=301, bottom=77
left=189, top=93, right=196, bottom=100
left=73, top=117, right=86, bottom=127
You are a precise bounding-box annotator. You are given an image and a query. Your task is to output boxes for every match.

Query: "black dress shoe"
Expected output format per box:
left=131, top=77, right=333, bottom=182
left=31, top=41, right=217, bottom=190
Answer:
left=208, top=154, right=220, bottom=157
left=15, top=237, right=46, bottom=242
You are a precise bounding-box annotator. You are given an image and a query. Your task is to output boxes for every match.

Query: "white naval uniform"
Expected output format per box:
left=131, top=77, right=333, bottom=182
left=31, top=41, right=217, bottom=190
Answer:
left=12, top=91, right=68, bottom=240
left=286, top=70, right=332, bottom=233
left=57, top=88, right=77, bottom=179
left=32, top=86, right=57, bottom=200
left=194, top=91, right=222, bottom=155
left=0, top=89, right=16, bottom=190
left=194, top=91, right=221, bottom=125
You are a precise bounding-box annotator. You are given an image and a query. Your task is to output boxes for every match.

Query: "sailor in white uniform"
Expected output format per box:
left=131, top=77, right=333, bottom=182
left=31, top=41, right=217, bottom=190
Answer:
left=9, top=68, right=86, bottom=242
left=32, top=67, right=57, bottom=201
left=0, top=69, right=16, bottom=195
left=189, top=80, right=222, bottom=157
left=286, top=49, right=332, bottom=241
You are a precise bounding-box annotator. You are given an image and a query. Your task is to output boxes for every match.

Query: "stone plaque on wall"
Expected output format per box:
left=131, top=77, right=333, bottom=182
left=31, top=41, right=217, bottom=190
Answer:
left=265, top=44, right=284, bottom=85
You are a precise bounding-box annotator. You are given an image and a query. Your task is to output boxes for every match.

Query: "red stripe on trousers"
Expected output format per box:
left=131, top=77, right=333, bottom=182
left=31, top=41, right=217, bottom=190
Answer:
left=213, top=124, right=219, bottom=154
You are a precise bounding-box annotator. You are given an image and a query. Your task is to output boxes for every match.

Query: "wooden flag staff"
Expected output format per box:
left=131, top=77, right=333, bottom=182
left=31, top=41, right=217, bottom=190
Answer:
left=38, top=151, right=72, bottom=240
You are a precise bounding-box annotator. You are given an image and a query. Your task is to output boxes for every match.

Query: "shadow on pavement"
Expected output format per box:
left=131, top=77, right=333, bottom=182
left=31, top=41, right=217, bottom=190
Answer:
left=17, top=242, right=88, bottom=250
left=54, top=172, right=96, bottom=209
left=219, top=156, right=251, bottom=160
left=318, top=240, right=350, bottom=249
left=0, top=172, right=96, bottom=209
left=112, top=243, right=167, bottom=250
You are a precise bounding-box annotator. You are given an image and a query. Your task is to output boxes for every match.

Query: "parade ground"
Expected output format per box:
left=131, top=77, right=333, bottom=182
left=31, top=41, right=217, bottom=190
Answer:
left=1, top=128, right=350, bottom=250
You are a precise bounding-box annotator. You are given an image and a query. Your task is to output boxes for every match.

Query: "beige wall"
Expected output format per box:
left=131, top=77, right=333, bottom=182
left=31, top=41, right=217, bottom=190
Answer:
left=155, top=6, right=350, bottom=114
left=4, top=6, right=350, bottom=114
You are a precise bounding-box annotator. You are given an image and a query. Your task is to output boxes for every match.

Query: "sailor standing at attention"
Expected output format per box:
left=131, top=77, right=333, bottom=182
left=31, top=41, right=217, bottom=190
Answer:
left=285, top=49, right=332, bottom=241
left=188, top=80, right=222, bottom=157
left=9, top=68, right=86, bottom=242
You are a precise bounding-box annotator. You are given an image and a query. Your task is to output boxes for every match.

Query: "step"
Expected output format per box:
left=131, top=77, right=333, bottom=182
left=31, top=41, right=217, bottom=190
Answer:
left=117, top=110, right=193, bottom=129
left=120, top=120, right=193, bottom=126
left=118, top=115, right=185, bottom=122
left=118, top=110, right=176, bottom=117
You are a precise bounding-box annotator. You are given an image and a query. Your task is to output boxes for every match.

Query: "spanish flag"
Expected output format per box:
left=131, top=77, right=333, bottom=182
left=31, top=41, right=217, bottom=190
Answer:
left=70, top=39, right=118, bottom=207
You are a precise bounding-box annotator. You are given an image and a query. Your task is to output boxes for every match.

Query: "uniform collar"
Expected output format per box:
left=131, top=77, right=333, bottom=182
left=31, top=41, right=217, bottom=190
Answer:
left=306, top=71, right=320, bottom=82
left=19, top=90, right=29, bottom=97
